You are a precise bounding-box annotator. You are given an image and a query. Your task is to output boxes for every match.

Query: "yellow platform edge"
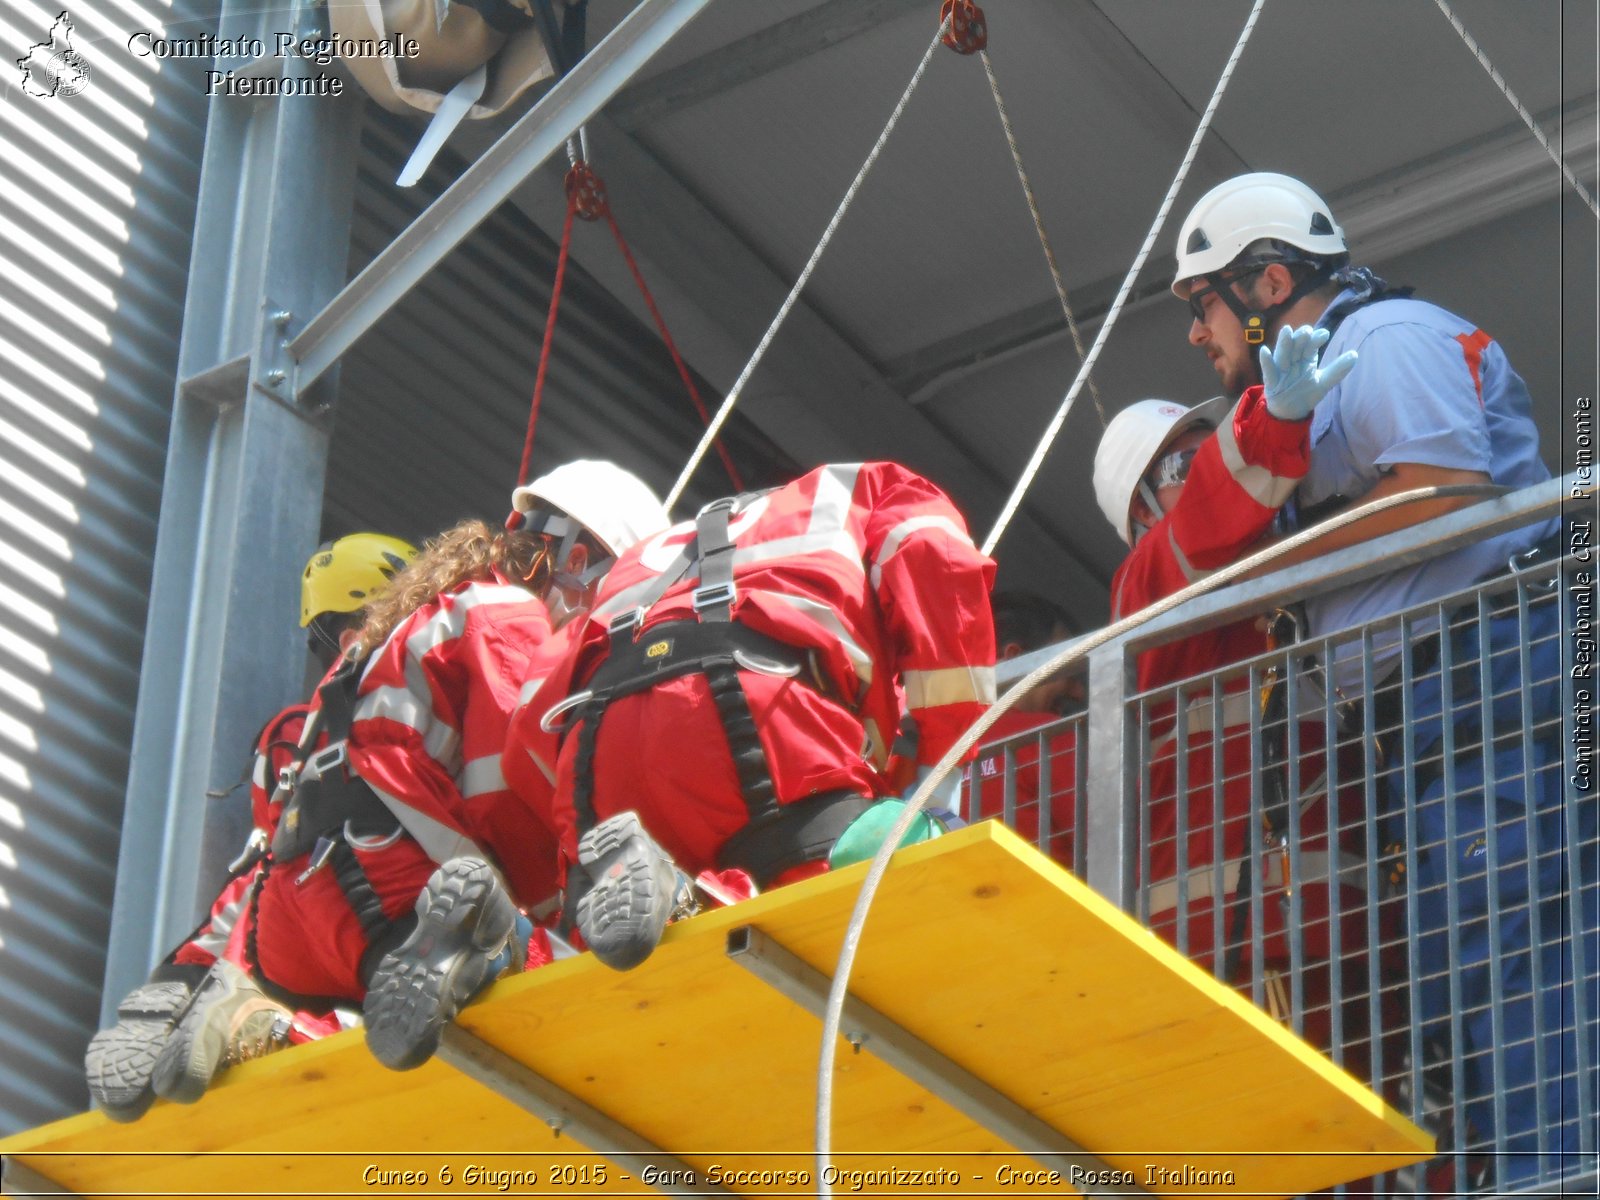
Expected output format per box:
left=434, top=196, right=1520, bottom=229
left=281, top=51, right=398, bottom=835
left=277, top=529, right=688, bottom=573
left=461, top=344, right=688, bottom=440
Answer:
left=0, top=825, right=1427, bottom=1200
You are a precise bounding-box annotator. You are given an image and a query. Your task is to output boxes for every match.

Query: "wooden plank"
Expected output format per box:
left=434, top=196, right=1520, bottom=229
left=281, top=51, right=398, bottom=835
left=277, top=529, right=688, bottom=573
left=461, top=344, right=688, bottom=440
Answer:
left=0, top=824, right=1429, bottom=1198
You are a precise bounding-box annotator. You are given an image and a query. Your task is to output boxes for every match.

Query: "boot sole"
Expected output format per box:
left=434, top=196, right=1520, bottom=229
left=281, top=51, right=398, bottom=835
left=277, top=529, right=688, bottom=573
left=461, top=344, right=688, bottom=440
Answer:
left=85, top=982, right=192, bottom=1121
left=363, top=858, right=517, bottom=1071
left=572, top=812, right=687, bottom=972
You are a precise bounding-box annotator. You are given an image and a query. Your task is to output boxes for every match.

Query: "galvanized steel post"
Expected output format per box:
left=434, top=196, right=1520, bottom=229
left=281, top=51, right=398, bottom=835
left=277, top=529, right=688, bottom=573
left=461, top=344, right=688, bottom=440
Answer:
left=102, top=0, right=362, bottom=1017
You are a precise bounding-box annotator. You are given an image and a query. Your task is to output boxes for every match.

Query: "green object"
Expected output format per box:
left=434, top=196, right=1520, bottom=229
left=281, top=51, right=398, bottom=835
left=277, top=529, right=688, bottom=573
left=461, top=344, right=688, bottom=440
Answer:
left=828, top=800, right=942, bottom=870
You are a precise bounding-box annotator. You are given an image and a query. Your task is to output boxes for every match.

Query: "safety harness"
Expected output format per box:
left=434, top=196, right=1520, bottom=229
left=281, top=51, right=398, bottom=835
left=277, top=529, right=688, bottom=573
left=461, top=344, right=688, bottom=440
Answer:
left=243, top=656, right=413, bottom=993
left=548, top=495, right=872, bottom=887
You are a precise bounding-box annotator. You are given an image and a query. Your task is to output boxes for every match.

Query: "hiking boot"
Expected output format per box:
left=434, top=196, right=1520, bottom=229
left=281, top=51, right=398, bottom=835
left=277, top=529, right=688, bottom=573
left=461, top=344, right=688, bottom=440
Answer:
left=84, top=980, right=194, bottom=1122
left=363, top=857, right=522, bottom=1072
left=150, top=961, right=293, bottom=1104
left=569, top=811, right=695, bottom=972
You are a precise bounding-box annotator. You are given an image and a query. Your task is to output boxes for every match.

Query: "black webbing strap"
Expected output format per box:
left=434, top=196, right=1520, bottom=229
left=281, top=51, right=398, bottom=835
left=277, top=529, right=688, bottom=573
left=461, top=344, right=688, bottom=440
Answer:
left=329, top=840, right=391, bottom=944
left=565, top=620, right=811, bottom=845
left=564, top=489, right=805, bottom=877
left=328, top=840, right=416, bottom=986
left=693, top=497, right=738, bottom=621
left=568, top=687, right=607, bottom=849
left=270, top=655, right=395, bottom=862
left=703, top=655, right=779, bottom=827
left=315, top=654, right=362, bottom=742
left=717, top=790, right=873, bottom=886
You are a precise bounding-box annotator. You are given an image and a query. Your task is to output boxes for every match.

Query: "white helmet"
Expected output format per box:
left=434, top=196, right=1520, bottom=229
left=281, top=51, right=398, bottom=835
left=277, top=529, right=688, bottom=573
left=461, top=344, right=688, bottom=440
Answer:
left=510, top=460, right=669, bottom=566
left=1093, top=396, right=1232, bottom=545
left=1172, top=172, right=1346, bottom=296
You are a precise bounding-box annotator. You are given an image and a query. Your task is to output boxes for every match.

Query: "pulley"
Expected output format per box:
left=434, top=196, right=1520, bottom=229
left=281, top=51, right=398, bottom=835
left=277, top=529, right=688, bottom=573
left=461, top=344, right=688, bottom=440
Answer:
left=564, top=161, right=608, bottom=222
left=939, top=0, right=986, bottom=54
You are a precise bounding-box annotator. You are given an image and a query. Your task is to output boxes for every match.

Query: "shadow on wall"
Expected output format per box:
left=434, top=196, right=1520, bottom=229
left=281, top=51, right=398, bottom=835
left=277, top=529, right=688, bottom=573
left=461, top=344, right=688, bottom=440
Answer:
left=0, top=6, right=210, bottom=1134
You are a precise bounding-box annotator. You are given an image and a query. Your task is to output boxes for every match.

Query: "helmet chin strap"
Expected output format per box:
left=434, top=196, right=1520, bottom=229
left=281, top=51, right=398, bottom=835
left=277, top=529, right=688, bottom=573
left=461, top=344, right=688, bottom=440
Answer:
left=515, top=508, right=615, bottom=592
left=1207, top=261, right=1337, bottom=380
left=544, top=554, right=616, bottom=628
left=1131, top=479, right=1168, bottom=542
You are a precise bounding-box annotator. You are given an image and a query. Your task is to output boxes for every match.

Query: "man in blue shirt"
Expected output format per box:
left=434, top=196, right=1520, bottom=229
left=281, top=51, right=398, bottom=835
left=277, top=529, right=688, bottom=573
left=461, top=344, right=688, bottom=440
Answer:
left=1170, top=172, right=1590, bottom=1189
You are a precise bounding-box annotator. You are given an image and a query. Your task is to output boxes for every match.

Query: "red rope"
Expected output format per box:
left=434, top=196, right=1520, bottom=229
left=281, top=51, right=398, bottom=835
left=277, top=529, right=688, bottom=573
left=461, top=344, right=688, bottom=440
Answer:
left=604, top=208, right=745, bottom=492
left=519, top=161, right=745, bottom=492
left=517, top=198, right=577, bottom=486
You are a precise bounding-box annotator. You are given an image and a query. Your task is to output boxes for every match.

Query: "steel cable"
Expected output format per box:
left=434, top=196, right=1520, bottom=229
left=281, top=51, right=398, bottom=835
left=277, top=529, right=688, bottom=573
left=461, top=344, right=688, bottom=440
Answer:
left=665, top=14, right=953, bottom=512
left=980, top=0, right=1268, bottom=557
left=978, top=46, right=1107, bottom=428
left=1433, top=0, right=1599, bottom=220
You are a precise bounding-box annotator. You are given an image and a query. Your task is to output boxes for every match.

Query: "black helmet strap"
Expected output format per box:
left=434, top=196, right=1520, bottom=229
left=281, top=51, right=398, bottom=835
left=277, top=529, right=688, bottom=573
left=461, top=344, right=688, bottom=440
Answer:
left=1206, top=258, right=1338, bottom=353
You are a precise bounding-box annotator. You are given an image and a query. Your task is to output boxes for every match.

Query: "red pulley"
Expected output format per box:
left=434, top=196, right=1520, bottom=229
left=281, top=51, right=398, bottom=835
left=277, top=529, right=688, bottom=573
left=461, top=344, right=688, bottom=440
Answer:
left=564, top=161, right=608, bottom=221
left=939, top=0, right=987, bottom=54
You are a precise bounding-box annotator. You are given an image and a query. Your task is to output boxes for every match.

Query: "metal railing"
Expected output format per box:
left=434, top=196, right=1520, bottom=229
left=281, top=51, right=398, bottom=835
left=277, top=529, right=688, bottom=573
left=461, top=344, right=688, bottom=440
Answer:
left=975, top=474, right=1596, bottom=1196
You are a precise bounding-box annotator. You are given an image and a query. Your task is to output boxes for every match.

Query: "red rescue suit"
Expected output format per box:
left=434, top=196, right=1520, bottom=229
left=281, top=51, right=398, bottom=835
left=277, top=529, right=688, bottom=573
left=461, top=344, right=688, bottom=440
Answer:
left=511, top=463, right=997, bottom=887
left=1110, top=384, right=1389, bottom=1088
left=247, top=574, right=561, bottom=1001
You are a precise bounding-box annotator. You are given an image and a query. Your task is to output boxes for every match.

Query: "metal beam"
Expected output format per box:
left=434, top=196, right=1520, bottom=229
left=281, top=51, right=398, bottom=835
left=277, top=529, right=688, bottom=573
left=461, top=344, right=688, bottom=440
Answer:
left=725, top=926, right=1152, bottom=1197
left=436, top=1026, right=733, bottom=1197
left=288, top=0, right=715, bottom=390
left=1084, top=642, right=1138, bottom=912
left=608, top=0, right=926, bottom=132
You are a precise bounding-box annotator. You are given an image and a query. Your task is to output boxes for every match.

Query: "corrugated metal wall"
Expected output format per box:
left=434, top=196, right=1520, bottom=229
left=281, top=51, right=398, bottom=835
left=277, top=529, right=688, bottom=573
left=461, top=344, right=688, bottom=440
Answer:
left=0, top=7, right=798, bottom=1132
left=0, top=2, right=209, bottom=1132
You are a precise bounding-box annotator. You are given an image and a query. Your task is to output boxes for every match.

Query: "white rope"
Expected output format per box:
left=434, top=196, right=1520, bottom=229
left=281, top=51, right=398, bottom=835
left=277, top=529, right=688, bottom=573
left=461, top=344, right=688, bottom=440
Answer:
left=978, top=47, right=1106, bottom=427
left=1433, top=0, right=1600, bottom=220
left=665, top=16, right=952, bottom=513
left=979, top=0, right=1268, bottom=557
left=813, top=479, right=1521, bottom=1193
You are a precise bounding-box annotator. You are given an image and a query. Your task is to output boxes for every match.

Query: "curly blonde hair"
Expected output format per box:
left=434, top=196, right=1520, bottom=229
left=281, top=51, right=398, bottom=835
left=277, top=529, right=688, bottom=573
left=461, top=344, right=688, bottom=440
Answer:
left=353, top=519, right=550, bottom=656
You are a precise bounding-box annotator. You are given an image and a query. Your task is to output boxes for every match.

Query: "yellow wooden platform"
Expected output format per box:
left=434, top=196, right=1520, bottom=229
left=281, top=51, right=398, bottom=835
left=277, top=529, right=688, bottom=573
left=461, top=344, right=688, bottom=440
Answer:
left=1, top=822, right=1429, bottom=1198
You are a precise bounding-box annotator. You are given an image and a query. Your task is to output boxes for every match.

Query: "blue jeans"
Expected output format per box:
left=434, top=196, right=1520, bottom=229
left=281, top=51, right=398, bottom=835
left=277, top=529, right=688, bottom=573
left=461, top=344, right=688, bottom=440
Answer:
left=1394, top=600, right=1597, bottom=1187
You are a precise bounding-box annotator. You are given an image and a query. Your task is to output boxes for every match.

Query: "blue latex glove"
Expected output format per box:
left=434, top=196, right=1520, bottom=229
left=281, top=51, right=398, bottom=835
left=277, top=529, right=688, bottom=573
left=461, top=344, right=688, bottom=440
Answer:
left=1259, top=324, right=1359, bottom=421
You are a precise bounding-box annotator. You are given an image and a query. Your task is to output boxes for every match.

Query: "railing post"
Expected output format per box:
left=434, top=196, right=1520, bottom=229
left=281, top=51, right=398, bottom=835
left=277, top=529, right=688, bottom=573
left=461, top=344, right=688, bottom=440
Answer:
left=1085, top=641, right=1137, bottom=912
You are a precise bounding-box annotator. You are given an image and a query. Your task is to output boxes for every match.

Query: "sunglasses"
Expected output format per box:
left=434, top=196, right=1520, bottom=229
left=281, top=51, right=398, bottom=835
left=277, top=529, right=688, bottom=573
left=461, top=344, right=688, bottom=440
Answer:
left=1147, top=446, right=1198, bottom=491
left=1184, top=265, right=1268, bottom=324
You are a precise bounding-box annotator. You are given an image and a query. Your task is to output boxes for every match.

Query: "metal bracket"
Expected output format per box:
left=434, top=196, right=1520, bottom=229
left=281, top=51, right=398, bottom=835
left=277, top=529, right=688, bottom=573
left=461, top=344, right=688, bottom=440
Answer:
left=253, top=297, right=299, bottom=408
left=725, top=925, right=1153, bottom=1199
left=435, top=1025, right=734, bottom=1197
left=177, top=355, right=252, bottom=411
left=0, top=1157, right=79, bottom=1197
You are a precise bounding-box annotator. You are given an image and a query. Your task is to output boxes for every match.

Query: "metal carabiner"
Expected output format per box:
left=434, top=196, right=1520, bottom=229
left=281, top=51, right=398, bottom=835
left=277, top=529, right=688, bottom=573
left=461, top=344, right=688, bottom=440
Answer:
left=540, top=689, right=595, bottom=735
left=731, top=649, right=801, bottom=679
left=295, top=836, right=337, bottom=886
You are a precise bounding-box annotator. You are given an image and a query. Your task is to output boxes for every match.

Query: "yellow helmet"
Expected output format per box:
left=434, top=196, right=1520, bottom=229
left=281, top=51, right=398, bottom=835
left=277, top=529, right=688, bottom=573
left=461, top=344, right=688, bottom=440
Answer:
left=300, top=533, right=418, bottom=626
